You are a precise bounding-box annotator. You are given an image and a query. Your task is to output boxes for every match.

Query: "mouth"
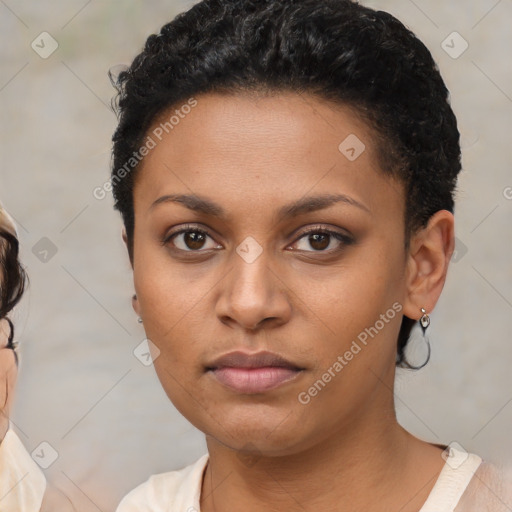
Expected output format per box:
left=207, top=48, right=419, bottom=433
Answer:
left=205, top=350, right=305, bottom=394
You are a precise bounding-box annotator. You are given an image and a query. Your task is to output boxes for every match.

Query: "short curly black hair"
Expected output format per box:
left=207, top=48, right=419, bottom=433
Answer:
left=110, top=0, right=461, bottom=368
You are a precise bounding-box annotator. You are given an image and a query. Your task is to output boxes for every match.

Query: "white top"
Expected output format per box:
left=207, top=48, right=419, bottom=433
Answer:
left=2, top=428, right=511, bottom=511
left=421, top=446, right=482, bottom=511
left=115, top=445, right=512, bottom=511
left=0, top=428, right=46, bottom=511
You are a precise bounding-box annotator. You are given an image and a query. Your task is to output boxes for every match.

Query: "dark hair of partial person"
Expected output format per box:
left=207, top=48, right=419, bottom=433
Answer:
left=109, top=0, right=462, bottom=368
left=0, top=228, right=27, bottom=362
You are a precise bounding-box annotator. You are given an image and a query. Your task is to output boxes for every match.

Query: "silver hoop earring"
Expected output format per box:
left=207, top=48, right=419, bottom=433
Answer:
left=402, top=307, right=431, bottom=370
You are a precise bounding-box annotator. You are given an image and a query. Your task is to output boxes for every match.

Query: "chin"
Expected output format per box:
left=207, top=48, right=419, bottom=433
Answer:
left=202, top=404, right=314, bottom=454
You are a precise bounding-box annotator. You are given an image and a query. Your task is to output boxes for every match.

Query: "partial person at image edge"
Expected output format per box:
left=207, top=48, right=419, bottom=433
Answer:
left=0, top=203, right=46, bottom=510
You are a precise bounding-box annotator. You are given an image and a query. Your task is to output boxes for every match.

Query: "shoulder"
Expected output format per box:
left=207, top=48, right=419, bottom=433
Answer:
left=115, top=453, right=209, bottom=512
left=455, top=460, right=512, bottom=512
left=0, top=428, right=47, bottom=511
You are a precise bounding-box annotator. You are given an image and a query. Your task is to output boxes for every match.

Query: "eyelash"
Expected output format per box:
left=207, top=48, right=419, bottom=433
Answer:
left=161, top=224, right=354, bottom=254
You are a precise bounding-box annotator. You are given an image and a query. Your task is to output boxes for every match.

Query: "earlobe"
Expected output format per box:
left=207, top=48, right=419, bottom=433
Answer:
left=122, top=228, right=128, bottom=245
left=402, top=210, right=455, bottom=320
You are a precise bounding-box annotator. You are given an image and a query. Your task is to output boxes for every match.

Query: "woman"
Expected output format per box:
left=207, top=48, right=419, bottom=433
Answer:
left=111, top=0, right=512, bottom=510
left=0, top=203, right=47, bottom=510
left=0, top=204, right=75, bottom=511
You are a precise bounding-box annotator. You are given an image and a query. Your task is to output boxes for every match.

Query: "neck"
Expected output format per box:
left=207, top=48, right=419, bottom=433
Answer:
left=200, top=397, right=444, bottom=512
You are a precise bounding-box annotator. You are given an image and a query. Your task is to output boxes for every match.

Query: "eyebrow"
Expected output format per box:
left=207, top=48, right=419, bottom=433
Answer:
left=149, top=192, right=371, bottom=221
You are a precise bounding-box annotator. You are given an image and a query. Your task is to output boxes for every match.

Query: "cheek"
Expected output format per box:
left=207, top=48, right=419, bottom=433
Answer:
left=134, top=250, right=201, bottom=335
left=133, top=254, right=215, bottom=381
left=298, top=244, right=406, bottom=388
left=311, top=247, right=404, bottom=337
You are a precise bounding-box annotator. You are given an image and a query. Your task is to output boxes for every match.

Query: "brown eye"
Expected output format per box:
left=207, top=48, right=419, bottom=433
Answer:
left=307, top=233, right=330, bottom=251
left=292, top=228, right=353, bottom=253
left=181, top=231, right=207, bottom=250
left=163, top=226, right=221, bottom=252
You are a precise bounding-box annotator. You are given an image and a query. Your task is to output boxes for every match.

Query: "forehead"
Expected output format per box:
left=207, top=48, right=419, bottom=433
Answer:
left=133, top=91, right=403, bottom=222
left=145, top=91, right=376, bottom=165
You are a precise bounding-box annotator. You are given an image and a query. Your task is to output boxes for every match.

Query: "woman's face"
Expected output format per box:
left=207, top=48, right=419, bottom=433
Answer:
left=129, top=92, right=411, bottom=455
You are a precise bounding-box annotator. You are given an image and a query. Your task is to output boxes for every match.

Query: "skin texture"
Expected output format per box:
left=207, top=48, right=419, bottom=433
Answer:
left=124, top=91, right=455, bottom=512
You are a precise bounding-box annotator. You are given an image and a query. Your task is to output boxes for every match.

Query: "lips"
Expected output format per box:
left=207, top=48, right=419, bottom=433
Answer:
left=205, top=350, right=304, bottom=393
left=206, top=350, right=302, bottom=370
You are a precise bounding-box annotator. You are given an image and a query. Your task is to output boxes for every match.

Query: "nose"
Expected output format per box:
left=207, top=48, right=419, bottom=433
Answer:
left=215, top=242, right=292, bottom=331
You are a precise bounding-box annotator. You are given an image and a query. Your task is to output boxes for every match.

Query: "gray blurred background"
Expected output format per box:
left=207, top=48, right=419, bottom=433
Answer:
left=1, top=0, right=511, bottom=510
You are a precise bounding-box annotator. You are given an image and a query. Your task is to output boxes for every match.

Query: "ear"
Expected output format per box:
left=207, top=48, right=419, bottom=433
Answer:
left=122, top=228, right=139, bottom=315
left=121, top=227, right=134, bottom=269
left=122, top=227, right=129, bottom=247
left=402, top=210, right=455, bottom=321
